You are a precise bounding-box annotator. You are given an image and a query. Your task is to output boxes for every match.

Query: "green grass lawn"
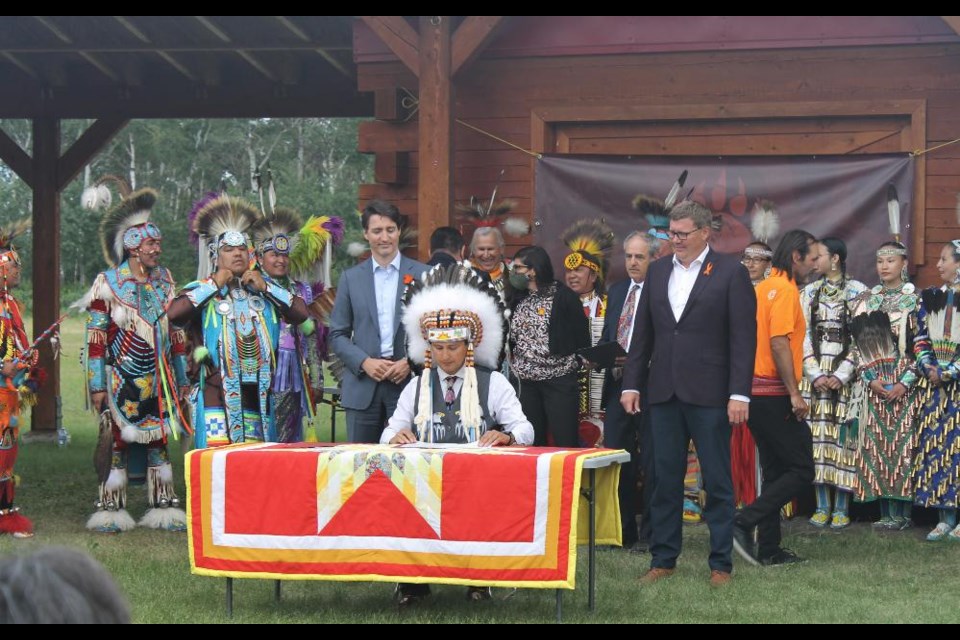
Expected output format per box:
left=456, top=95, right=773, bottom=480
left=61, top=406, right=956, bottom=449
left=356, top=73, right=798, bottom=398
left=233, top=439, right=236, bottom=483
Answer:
left=2, top=316, right=960, bottom=623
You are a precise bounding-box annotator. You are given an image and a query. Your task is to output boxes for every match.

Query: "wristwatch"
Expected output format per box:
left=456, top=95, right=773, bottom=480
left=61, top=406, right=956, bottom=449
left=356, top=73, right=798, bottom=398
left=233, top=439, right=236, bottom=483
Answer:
left=504, top=431, right=516, bottom=446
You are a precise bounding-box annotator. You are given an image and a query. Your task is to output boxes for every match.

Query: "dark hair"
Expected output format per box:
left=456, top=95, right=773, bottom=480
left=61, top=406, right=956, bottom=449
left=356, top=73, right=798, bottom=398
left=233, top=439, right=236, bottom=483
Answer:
left=0, top=546, right=131, bottom=624
left=820, top=237, right=847, bottom=271
left=809, top=237, right=850, bottom=365
left=772, top=229, right=817, bottom=279
left=513, top=245, right=554, bottom=286
left=361, top=199, right=402, bottom=230
left=429, top=226, right=464, bottom=253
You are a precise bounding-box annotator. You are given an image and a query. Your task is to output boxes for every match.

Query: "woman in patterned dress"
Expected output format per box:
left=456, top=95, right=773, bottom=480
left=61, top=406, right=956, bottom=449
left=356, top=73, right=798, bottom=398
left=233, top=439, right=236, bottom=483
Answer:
left=850, top=241, right=922, bottom=530
left=800, top=238, right=866, bottom=529
left=912, top=241, right=960, bottom=540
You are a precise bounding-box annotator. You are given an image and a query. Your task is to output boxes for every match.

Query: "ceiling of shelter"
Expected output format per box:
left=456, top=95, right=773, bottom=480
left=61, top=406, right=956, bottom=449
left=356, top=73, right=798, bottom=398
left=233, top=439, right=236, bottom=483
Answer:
left=0, top=16, right=372, bottom=118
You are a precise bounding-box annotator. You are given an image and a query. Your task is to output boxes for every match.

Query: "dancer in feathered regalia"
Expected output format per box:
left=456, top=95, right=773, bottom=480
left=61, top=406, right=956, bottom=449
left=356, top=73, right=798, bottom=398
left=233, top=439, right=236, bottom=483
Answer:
left=250, top=209, right=343, bottom=442
left=561, top=219, right=615, bottom=446
left=167, top=195, right=310, bottom=448
left=0, top=219, right=45, bottom=538
left=76, top=176, right=189, bottom=533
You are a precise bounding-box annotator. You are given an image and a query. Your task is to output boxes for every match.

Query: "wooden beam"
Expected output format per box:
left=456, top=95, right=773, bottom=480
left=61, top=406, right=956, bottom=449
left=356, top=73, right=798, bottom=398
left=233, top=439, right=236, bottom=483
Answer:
left=0, top=128, right=33, bottom=187
left=375, top=151, right=409, bottom=185
left=78, top=51, right=121, bottom=82
left=360, top=16, right=419, bottom=76
left=156, top=51, right=198, bottom=82
left=417, top=16, right=453, bottom=261
left=31, top=117, right=60, bottom=435
left=194, top=16, right=232, bottom=42
left=451, top=16, right=504, bottom=77
left=33, top=16, right=72, bottom=43
left=275, top=16, right=310, bottom=41
left=315, top=49, right=353, bottom=79
left=113, top=16, right=151, bottom=43
left=374, top=88, right=404, bottom=122
left=0, top=42, right=354, bottom=53
left=1, top=52, right=40, bottom=80
left=57, top=117, right=128, bottom=190
left=236, top=50, right=279, bottom=82
left=0, top=78, right=373, bottom=118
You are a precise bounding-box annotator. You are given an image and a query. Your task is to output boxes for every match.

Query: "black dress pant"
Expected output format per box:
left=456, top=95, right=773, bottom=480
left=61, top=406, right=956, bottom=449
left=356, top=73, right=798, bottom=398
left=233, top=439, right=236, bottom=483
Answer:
left=518, top=372, right=580, bottom=447
left=738, top=395, right=815, bottom=559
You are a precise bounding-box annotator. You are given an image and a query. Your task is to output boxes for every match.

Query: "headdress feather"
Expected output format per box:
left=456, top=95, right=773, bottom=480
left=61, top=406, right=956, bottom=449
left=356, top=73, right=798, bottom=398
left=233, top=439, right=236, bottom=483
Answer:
left=750, top=199, right=780, bottom=244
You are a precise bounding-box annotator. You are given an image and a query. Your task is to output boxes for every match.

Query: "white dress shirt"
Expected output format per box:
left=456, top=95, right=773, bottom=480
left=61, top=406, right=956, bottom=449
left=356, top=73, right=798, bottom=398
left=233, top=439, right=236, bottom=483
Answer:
left=624, top=246, right=749, bottom=404
left=668, top=245, right=709, bottom=322
left=372, top=252, right=402, bottom=358
left=381, top=365, right=535, bottom=445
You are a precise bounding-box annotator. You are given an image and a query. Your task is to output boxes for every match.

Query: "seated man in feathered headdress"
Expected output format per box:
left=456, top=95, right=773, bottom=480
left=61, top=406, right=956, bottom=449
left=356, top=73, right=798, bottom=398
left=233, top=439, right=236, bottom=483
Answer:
left=380, top=262, right=533, bottom=605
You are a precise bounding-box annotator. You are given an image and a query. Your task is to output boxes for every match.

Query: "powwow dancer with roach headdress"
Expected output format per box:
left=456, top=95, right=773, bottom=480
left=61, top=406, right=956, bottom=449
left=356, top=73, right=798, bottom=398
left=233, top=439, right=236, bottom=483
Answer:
left=249, top=207, right=343, bottom=443
left=166, top=195, right=310, bottom=448
left=0, top=219, right=46, bottom=539
left=75, top=176, right=189, bottom=533
left=561, top=219, right=615, bottom=447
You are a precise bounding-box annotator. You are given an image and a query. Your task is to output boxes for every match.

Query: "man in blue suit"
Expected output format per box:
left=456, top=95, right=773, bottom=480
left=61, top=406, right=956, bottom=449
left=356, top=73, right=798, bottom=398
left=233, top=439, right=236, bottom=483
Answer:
left=329, top=200, right=428, bottom=443
left=600, top=231, right=659, bottom=551
left=621, top=200, right=756, bottom=587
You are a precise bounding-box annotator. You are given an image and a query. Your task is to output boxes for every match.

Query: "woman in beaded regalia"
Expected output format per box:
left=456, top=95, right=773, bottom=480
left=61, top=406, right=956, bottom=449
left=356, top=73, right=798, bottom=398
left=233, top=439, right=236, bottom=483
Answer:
left=850, top=211, right=922, bottom=530
left=911, top=240, right=960, bottom=541
left=800, top=238, right=867, bottom=530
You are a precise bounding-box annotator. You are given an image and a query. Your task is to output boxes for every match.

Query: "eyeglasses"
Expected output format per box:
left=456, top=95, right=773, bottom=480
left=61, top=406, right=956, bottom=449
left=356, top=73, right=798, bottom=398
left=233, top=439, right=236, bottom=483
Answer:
left=741, top=257, right=770, bottom=265
left=665, top=228, right=702, bottom=241
left=510, top=262, right=529, bottom=272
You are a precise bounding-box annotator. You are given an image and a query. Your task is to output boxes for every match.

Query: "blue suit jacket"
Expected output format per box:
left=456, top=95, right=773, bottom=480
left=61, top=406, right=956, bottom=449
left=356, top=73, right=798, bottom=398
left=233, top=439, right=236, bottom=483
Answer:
left=329, top=254, right=428, bottom=410
left=622, top=249, right=757, bottom=408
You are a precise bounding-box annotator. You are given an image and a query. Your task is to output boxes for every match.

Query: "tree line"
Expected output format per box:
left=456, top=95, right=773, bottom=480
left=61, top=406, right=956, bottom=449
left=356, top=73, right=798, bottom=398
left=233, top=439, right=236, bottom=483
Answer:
left=0, top=117, right=372, bottom=303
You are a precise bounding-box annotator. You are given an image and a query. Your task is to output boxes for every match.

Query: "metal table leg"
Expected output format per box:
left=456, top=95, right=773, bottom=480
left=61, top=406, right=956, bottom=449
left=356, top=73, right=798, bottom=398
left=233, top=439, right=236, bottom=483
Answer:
left=275, top=580, right=282, bottom=604
left=226, top=577, right=233, bottom=618
left=589, top=467, right=597, bottom=612
left=556, top=588, right=562, bottom=623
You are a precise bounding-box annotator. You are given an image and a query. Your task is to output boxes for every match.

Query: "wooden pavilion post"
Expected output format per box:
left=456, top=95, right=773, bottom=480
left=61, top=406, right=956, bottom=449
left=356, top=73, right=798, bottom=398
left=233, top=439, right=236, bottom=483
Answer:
left=0, top=117, right=128, bottom=436
left=31, top=117, right=61, bottom=435
left=417, top=16, right=453, bottom=262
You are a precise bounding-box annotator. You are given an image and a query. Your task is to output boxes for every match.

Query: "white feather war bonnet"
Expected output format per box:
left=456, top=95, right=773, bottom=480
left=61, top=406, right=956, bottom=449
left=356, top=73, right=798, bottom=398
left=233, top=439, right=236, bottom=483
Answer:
left=401, top=262, right=507, bottom=438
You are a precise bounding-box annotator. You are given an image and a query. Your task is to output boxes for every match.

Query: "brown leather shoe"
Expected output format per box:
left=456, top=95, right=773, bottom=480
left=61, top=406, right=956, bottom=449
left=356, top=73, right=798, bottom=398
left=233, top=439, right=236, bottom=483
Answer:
left=709, top=570, right=731, bottom=587
left=639, top=567, right=675, bottom=584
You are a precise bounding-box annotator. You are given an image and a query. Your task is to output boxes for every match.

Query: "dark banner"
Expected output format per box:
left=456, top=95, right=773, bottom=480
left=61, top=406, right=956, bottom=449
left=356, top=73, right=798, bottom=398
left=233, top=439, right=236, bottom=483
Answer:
left=534, top=154, right=914, bottom=285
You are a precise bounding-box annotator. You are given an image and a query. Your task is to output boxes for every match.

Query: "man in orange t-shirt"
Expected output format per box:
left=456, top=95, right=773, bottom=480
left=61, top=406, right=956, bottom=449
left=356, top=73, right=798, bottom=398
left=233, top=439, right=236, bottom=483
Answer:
left=733, top=230, right=818, bottom=567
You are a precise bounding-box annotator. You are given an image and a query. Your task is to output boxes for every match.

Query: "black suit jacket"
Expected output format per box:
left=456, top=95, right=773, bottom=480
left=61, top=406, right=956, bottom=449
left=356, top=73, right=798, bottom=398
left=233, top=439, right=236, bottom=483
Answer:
left=622, top=249, right=756, bottom=408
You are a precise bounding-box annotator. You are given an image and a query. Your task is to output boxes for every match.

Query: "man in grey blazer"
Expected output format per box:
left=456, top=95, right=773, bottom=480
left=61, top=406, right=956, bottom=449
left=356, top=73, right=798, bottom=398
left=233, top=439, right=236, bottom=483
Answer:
left=329, top=200, right=428, bottom=443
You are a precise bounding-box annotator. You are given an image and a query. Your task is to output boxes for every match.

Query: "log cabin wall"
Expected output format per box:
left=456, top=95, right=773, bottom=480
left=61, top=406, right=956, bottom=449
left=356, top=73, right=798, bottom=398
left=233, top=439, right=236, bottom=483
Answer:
left=355, top=17, right=960, bottom=286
